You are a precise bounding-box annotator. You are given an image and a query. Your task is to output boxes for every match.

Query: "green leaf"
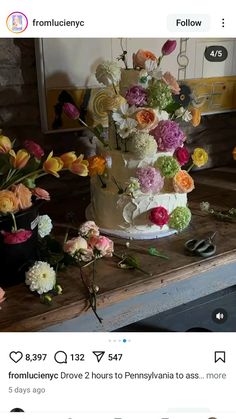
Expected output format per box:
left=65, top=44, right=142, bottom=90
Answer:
left=23, top=177, right=36, bottom=188
left=117, top=254, right=152, bottom=276
left=148, top=247, right=169, bottom=260
left=164, top=102, right=181, bottom=114
left=94, top=124, right=104, bottom=136
left=0, top=154, right=11, bottom=175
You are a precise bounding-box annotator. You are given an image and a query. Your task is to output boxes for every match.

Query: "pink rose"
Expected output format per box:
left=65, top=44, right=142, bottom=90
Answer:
left=162, top=72, right=180, bottom=95
left=24, top=140, right=44, bottom=160
left=63, top=236, right=93, bottom=261
left=63, top=103, right=80, bottom=120
left=88, top=235, right=114, bottom=258
left=1, top=229, right=32, bottom=244
left=149, top=206, right=169, bottom=227
left=161, top=40, right=177, bottom=56
left=79, top=221, right=100, bottom=238
left=174, top=146, right=190, bottom=166
left=0, top=287, right=6, bottom=305
left=32, top=187, right=50, bottom=201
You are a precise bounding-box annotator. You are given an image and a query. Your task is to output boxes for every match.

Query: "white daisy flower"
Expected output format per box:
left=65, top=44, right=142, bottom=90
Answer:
left=175, top=107, right=192, bottom=122
left=117, top=119, right=137, bottom=139
left=112, top=103, right=137, bottom=127
left=145, top=59, right=158, bottom=72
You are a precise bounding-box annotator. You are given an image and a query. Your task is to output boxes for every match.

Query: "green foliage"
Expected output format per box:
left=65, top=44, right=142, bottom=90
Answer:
left=148, top=247, right=169, bottom=259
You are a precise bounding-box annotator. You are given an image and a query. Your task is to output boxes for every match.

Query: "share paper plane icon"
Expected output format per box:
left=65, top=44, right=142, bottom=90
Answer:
left=93, top=351, right=105, bottom=363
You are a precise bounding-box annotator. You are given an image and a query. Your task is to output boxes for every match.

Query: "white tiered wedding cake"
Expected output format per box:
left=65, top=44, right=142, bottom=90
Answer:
left=87, top=41, right=199, bottom=239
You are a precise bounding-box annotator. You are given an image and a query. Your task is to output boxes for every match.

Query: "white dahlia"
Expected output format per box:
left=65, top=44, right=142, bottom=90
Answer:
left=130, top=132, right=157, bottom=158
left=38, top=215, right=53, bottom=238
left=25, top=261, right=56, bottom=295
left=95, top=61, right=121, bottom=87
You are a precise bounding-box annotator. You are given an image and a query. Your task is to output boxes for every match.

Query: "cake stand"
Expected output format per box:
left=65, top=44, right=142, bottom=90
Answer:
left=86, top=204, right=177, bottom=240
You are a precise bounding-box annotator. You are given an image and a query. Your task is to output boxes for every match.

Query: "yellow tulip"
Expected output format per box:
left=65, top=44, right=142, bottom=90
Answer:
left=0, top=135, right=12, bottom=153
left=191, top=148, right=208, bottom=167
left=60, top=152, right=77, bottom=168
left=9, top=149, right=30, bottom=169
left=43, top=152, right=64, bottom=177
left=70, top=154, right=89, bottom=176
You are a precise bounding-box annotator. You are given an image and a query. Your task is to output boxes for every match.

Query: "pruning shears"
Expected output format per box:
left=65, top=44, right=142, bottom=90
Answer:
left=184, top=232, right=217, bottom=258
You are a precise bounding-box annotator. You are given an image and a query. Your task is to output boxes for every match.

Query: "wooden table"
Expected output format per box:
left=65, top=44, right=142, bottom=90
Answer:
left=1, top=167, right=236, bottom=332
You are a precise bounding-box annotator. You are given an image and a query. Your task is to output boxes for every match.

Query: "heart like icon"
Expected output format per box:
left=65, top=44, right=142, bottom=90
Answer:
left=9, top=351, right=23, bottom=363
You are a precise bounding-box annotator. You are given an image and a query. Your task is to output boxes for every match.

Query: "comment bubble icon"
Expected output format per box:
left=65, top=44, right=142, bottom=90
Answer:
left=54, top=350, right=68, bottom=364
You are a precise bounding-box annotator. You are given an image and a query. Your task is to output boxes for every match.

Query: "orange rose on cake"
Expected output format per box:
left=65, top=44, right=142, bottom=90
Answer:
left=135, top=108, right=158, bottom=130
left=133, top=50, right=157, bottom=69
left=173, top=170, right=195, bottom=193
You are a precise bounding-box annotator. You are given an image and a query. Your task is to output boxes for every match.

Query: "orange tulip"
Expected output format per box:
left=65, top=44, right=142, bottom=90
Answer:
left=0, top=135, right=12, bottom=153
left=43, top=152, right=64, bottom=177
left=60, top=152, right=77, bottom=168
left=9, top=149, right=30, bottom=169
left=70, top=155, right=89, bottom=177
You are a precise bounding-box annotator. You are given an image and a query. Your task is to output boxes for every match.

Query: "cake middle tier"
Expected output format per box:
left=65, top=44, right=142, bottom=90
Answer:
left=104, top=149, right=172, bottom=190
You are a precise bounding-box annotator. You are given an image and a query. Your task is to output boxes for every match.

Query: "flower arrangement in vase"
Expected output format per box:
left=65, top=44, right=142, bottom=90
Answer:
left=0, top=133, right=88, bottom=285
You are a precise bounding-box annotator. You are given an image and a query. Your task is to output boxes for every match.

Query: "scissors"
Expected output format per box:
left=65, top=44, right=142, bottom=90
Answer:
left=184, top=232, right=217, bottom=258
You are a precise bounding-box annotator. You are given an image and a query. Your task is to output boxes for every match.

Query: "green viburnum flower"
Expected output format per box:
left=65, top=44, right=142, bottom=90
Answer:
left=155, top=156, right=180, bottom=178
left=147, top=80, right=173, bottom=109
left=168, top=207, right=191, bottom=231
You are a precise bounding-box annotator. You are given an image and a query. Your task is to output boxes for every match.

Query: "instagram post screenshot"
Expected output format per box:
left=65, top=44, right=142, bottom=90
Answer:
left=0, top=0, right=236, bottom=417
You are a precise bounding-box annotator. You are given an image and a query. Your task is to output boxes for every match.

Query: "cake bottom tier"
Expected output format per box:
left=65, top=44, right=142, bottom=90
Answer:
left=88, top=183, right=188, bottom=240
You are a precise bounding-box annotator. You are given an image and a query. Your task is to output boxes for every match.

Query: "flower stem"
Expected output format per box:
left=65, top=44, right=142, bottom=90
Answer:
left=114, top=122, right=121, bottom=150
left=3, top=168, right=44, bottom=189
left=187, top=163, right=194, bottom=173
left=79, top=266, right=102, bottom=323
left=10, top=212, right=17, bottom=232
left=111, top=176, right=123, bottom=194
left=112, top=83, right=118, bottom=95
left=98, top=175, right=106, bottom=188
left=78, top=118, right=107, bottom=148
left=63, top=228, right=69, bottom=245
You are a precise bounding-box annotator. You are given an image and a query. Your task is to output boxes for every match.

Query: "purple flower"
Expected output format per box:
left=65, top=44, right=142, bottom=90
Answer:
left=125, top=85, right=147, bottom=107
left=63, top=103, right=80, bottom=120
left=136, top=166, right=164, bottom=193
left=151, top=120, right=185, bottom=152
left=162, top=40, right=177, bottom=56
